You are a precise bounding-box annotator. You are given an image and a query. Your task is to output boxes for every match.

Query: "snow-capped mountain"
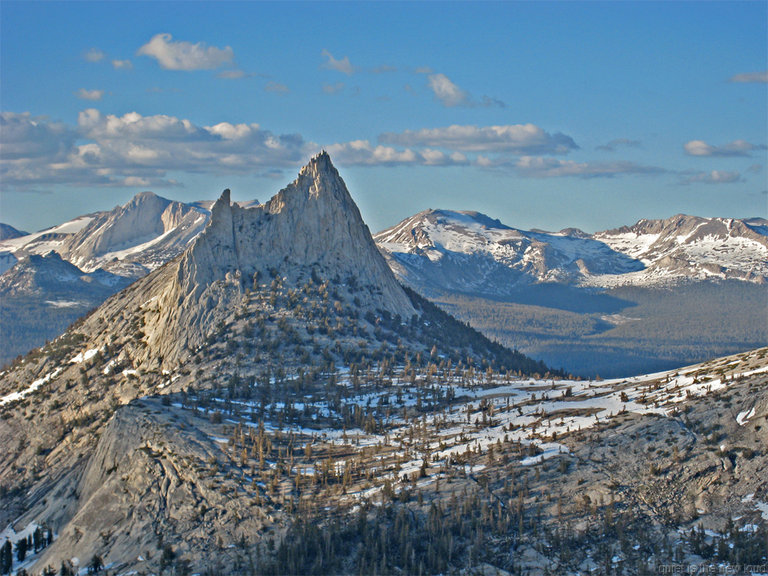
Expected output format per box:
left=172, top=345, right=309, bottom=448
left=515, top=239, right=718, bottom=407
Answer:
left=61, top=191, right=208, bottom=276
left=0, top=192, right=210, bottom=278
left=592, top=214, right=768, bottom=286
left=375, top=210, right=768, bottom=297
left=0, top=252, right=133, bottom=366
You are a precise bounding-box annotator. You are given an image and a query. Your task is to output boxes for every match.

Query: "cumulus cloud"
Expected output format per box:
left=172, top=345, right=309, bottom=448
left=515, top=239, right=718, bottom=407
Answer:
left=380, top=124, right=577, bottom=155
left=680, top=170, right=742, bottom=184
left=326, top=140, right=468, bottom=167
left=321, top=49, right=355, bottom=75
left=684, top=139, right=766, bottom=157
left=1, top=109, right=314, bottom=190
left=137, top=33, right=234, bottom=71
left=76, top=89, right=105, bottom=101
left=83, top=48, right=106, bottom=63
left=512, top=156, right=666, bottom=178
left=729, top=70, right=768, bottom=83
left=112, top=59, right=133, bottom=70
left=0, top=112, right=78, bottom=161
left=427, top=73, right=469, bottom=107
left=596, top=138, right=641, bottom=152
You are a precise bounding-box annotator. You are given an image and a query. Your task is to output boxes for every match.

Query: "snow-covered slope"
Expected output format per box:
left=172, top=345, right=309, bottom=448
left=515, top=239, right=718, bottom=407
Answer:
left=592, top=215, right=768, bottom=286
left=375, top=210, right=768, bottom=295
left=59, top=191, right=208, bottom=277
left=0, top=215, right=94, bottom=275
left=0, top=192, right=264, bottom=279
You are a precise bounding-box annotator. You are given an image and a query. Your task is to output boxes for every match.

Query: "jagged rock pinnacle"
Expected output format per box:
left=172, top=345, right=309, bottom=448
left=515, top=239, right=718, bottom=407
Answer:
left=97, top=153, right=417, bottom=366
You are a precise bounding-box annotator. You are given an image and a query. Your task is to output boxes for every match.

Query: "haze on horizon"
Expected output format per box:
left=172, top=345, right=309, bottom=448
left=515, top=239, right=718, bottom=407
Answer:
left=0, top=1, right=766, bottom=235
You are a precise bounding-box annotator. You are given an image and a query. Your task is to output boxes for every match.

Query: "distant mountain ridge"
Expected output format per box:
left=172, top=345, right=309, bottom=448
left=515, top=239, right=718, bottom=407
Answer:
left=2, top=186, right=765, bottom=371
left=375, top=209, right=768, bottom=299
left=593, top=214, right=768, bottom=285
left=0, top=223, right=27, bottom=241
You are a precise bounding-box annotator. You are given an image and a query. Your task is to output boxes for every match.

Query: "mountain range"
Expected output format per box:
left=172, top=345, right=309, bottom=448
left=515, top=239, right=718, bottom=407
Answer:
left=0, top=154, right=766, bottom=574
left=375, top=209, right=768, bottom=295
left=2, top=186, right=766, bottom=375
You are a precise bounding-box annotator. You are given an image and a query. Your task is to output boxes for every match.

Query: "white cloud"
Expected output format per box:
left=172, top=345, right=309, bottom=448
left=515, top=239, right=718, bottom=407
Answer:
left=729, top=70, right=768, bottom=83
left=427, top=73, right=469, bottom=107
left=684, top=139, right=766, bottom=157
left=424, top=73, right=505, bottom=108
left=380, top=124, right=577, bottom=155
left=680, top=170, right=742, bottom=184
left=83, top=48, right=105, bottom=63
left=323, top=82, right=345, bottom=94
left=137, top=33, right=234, bottom=71
left=112, top=59, right=133, bottom=70
left=1, top=109, right=313, bottom=190
left=512, top=156, right=665, bottom=178
left=321, top=49, right=355, bottom=75
left=76, top=89, right=105, bottom=101
left=327, top=140, right=469, bottom=167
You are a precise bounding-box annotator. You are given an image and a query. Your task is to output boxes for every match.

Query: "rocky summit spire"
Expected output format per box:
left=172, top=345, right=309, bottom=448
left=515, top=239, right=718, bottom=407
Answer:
left=80, top=153, right=417, bottom=366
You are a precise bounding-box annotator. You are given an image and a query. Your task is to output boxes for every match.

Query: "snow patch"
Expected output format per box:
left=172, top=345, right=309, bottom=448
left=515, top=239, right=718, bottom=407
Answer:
left=0, top=368, right=62, bottom=406
left=736, top=407, right=756, bottom=426
left=69, top=348, right=100, bottom=364
left=45, top=300, right=83, bottom=308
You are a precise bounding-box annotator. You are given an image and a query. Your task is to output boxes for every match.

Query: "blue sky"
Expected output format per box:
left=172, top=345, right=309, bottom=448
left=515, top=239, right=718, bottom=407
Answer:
left=1, top=1, right=766, bottom=234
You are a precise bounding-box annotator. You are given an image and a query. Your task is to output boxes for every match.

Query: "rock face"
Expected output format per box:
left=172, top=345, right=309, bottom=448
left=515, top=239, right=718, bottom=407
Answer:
left=179, top=152, right=414, bottom=313
left=80, top=152, right=417, bottom=367
left=32, top=399, right=273, bottom=571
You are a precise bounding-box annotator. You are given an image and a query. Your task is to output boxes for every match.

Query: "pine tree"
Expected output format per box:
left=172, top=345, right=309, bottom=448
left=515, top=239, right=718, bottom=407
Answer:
left=15, top=537, right=27, bottom=562
left=88, top=554, right=104, bottom=574
left=0, top=540, right=12, bottom=575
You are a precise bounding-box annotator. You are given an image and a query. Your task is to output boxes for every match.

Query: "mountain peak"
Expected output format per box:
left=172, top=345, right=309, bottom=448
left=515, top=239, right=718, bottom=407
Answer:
left=303, top=150, right=334, bottom=173
left=104, top=154, right=418, bottom=365
left=209, top=188, right=232, bottom=223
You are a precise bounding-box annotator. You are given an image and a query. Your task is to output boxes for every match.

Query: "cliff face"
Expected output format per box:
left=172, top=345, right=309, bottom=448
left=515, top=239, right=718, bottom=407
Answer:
left=77, top=153, right=416, bottom=367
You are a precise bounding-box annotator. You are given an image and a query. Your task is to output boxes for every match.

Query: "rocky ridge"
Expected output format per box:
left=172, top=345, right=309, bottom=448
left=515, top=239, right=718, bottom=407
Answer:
left=375, top=210, right=768, bottom=298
